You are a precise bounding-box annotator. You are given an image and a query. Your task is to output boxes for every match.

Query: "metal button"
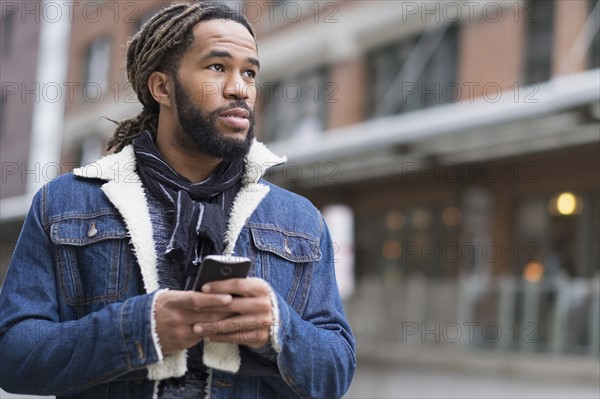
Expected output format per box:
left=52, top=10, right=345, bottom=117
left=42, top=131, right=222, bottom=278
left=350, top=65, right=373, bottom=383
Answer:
left=284, top=238, right=292, bottom=255
left=87, top=223, right=97, bottom=238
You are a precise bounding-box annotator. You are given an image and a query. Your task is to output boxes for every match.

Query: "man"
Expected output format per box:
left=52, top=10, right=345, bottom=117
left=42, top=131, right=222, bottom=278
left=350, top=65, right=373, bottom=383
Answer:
left=0, top=2, right=355, bottom=398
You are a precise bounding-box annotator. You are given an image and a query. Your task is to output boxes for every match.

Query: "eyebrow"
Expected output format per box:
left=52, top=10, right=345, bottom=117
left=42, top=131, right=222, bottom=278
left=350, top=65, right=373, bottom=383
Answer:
left=200, top=50, right=260, bottom=69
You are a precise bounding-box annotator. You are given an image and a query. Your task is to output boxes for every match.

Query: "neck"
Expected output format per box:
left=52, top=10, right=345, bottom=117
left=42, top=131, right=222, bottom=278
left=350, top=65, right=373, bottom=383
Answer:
left=154, top=131, right=223, bottom=183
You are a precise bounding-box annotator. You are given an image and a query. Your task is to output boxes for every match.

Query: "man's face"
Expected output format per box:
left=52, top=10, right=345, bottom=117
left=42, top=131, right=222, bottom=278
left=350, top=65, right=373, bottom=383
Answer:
left=172, top=19, right=259, bottom=158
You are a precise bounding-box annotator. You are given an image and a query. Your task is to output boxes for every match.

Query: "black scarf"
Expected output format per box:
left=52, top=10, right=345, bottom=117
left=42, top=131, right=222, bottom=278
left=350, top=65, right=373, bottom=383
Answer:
left=133, top=131, right=244, bottom=284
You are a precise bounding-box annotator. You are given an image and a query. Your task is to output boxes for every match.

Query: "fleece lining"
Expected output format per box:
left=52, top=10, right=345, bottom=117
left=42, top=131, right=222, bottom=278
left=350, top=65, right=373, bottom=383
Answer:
left=74, top=140, right=286, bottom=384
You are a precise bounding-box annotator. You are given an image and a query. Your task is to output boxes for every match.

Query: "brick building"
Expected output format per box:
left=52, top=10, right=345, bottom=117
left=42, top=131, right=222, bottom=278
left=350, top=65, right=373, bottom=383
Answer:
left=250, top=0, right=600, bottom=376
left=0, top=0, right=70, bottom=282
left=2, top=0, right=599, bottom=384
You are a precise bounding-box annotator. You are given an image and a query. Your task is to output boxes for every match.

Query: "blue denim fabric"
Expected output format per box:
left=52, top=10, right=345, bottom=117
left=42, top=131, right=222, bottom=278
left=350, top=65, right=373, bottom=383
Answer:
left=0, top=173, right=355, bottom=398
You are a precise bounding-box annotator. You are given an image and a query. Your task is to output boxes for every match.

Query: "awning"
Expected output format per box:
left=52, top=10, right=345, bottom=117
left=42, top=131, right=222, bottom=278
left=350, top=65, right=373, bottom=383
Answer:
left=268, top=69, right=600, bottom=186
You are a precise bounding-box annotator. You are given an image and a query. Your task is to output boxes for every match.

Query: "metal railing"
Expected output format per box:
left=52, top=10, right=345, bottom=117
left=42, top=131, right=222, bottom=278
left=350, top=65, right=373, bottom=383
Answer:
left=347, top=274, right=600, bottom=356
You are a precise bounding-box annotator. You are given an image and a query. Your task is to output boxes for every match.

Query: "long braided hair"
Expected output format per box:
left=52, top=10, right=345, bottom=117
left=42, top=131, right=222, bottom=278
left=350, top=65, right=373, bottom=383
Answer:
left=107, top=1, right=256, bottom=152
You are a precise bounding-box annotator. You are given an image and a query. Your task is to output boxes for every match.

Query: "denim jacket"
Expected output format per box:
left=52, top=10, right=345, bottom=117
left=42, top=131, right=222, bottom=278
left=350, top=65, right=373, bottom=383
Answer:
left=0, top=141, right=356, bottom=398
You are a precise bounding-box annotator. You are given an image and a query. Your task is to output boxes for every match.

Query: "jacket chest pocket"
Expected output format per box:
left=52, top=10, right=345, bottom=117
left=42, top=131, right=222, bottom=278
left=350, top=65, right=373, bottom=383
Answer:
left=50, top=214, right=132, bottom=311
left=250, top=226, right=321, bottom=314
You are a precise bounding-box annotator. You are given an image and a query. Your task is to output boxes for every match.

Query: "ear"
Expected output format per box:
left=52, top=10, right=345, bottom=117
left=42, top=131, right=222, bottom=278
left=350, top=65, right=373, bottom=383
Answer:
left=147, top=71, right=172, bottom=108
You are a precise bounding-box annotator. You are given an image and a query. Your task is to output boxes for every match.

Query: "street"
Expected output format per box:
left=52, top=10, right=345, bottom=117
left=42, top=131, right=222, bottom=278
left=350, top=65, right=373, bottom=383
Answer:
left=345, top=359, right=600, bottom=399
left=2, top=359, right=599, bottom=398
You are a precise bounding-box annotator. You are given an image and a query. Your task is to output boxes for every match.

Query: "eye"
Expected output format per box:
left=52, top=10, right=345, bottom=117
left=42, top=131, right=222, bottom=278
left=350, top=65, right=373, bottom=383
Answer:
left=243, top=69, right=257, bottom=79
left=208, top=64, right=224, bottom=72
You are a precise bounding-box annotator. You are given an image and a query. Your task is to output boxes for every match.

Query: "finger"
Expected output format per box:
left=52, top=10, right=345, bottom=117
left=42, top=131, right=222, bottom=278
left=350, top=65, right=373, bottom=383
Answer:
left=202, top=277, right=269, bottom=297
left=160, top=291, right=233, bottom=312
left=187, top=292, right=233, bottom=312
left=205, top=329, right=269, bottom=348
left=188, top=311, right=237, bottom=324
left=200, top=313, right=274, bottom=335
left=209, top=296, right=272, bottom=316
left=158, top=322, right=203, bottom=354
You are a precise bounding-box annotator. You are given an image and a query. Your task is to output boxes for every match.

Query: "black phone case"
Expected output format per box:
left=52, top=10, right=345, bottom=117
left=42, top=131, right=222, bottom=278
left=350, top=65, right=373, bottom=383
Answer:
left=189, top=256, right=251, bottom=291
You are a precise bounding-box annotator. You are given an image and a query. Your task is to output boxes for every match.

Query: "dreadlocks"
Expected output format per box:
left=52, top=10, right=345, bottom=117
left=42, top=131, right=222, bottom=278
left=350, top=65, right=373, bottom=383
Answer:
left=107, top=1, right=256, bottom=152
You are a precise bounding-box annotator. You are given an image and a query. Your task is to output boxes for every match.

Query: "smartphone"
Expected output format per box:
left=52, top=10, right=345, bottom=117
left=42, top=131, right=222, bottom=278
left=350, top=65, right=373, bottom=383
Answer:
left=187, top=255, right=251, bottom=291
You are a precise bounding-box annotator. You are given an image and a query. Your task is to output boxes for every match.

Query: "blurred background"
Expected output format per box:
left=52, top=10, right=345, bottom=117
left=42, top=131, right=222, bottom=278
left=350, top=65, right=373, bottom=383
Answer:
left=1, top=0, right=599, bottom=398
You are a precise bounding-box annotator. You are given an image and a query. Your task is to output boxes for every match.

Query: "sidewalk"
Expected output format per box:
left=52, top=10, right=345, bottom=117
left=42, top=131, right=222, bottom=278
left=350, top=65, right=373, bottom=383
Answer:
left=344, top=358, right=600, bottom=399
left=2, top=358, right=599, bottom=399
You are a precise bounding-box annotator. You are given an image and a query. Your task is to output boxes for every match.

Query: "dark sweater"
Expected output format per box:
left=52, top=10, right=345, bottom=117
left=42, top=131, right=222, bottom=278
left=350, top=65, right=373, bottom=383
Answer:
left=147, top=193, right=207, bottom=398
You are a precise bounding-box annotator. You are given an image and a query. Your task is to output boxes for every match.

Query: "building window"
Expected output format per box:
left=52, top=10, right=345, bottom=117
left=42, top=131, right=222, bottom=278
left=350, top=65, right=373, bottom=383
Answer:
left=260, top=68, right=328, bottom=142
left=368, top=24, right=459, bottom=118
left=0, top=90, right=5, bottom=139
left=355, top=204, right=461, bottom=280
left=514, top=191, right=598, bottom=279
left=483, top=189, right=600, bottom=354
left=84, top=37, right=111, bottom=91
left=524, top=0, right=555, bottom=84
left=590, top=0, right=600, bottom=69
left=2, top=10, right=15, bottom=56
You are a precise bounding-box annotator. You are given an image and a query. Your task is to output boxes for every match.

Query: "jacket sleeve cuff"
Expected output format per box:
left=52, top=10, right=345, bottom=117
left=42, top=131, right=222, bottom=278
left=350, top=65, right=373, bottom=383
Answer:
left=119, top=292, right=162, bottom=368
left=150, top=288, right=168, bottom=362
left=248, top=284, right=286, bottom=359
left=146, top=288, right=188, bottom=380
left=268, top=285, right=283, bottom=353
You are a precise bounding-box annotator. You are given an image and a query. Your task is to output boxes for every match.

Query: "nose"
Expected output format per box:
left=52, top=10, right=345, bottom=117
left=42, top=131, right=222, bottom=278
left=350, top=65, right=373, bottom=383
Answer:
left=223, top=73, right=249, bottom=101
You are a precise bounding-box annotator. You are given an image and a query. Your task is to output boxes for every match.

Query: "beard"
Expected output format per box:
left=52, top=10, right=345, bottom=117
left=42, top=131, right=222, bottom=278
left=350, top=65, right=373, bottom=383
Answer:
left=172, top=75, right=255, bottom=159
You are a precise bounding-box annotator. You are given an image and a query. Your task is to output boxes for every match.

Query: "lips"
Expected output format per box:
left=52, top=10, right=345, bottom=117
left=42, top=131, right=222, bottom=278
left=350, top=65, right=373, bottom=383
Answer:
left=219, top=108, right=250, bottom=119
left=218, top=107, right=251, bottom=130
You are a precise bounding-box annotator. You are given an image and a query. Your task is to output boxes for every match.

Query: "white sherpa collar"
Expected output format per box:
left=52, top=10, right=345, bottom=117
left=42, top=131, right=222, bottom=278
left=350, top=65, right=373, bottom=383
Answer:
left=74, top=145, right=158, bottom=292
left=242, top=139, right=287, bottom=185
left=73, top=140, right=286, bottom=380
left=74, top=139, right=286, bottom=184
left=73, top=140, right=286, bottom=261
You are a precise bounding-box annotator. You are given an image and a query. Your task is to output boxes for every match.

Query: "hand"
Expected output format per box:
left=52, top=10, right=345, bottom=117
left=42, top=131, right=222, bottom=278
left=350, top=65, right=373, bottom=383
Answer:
left=197, top=277, right=274, bottom=349
left=154, top=290, right=234, bottom=355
